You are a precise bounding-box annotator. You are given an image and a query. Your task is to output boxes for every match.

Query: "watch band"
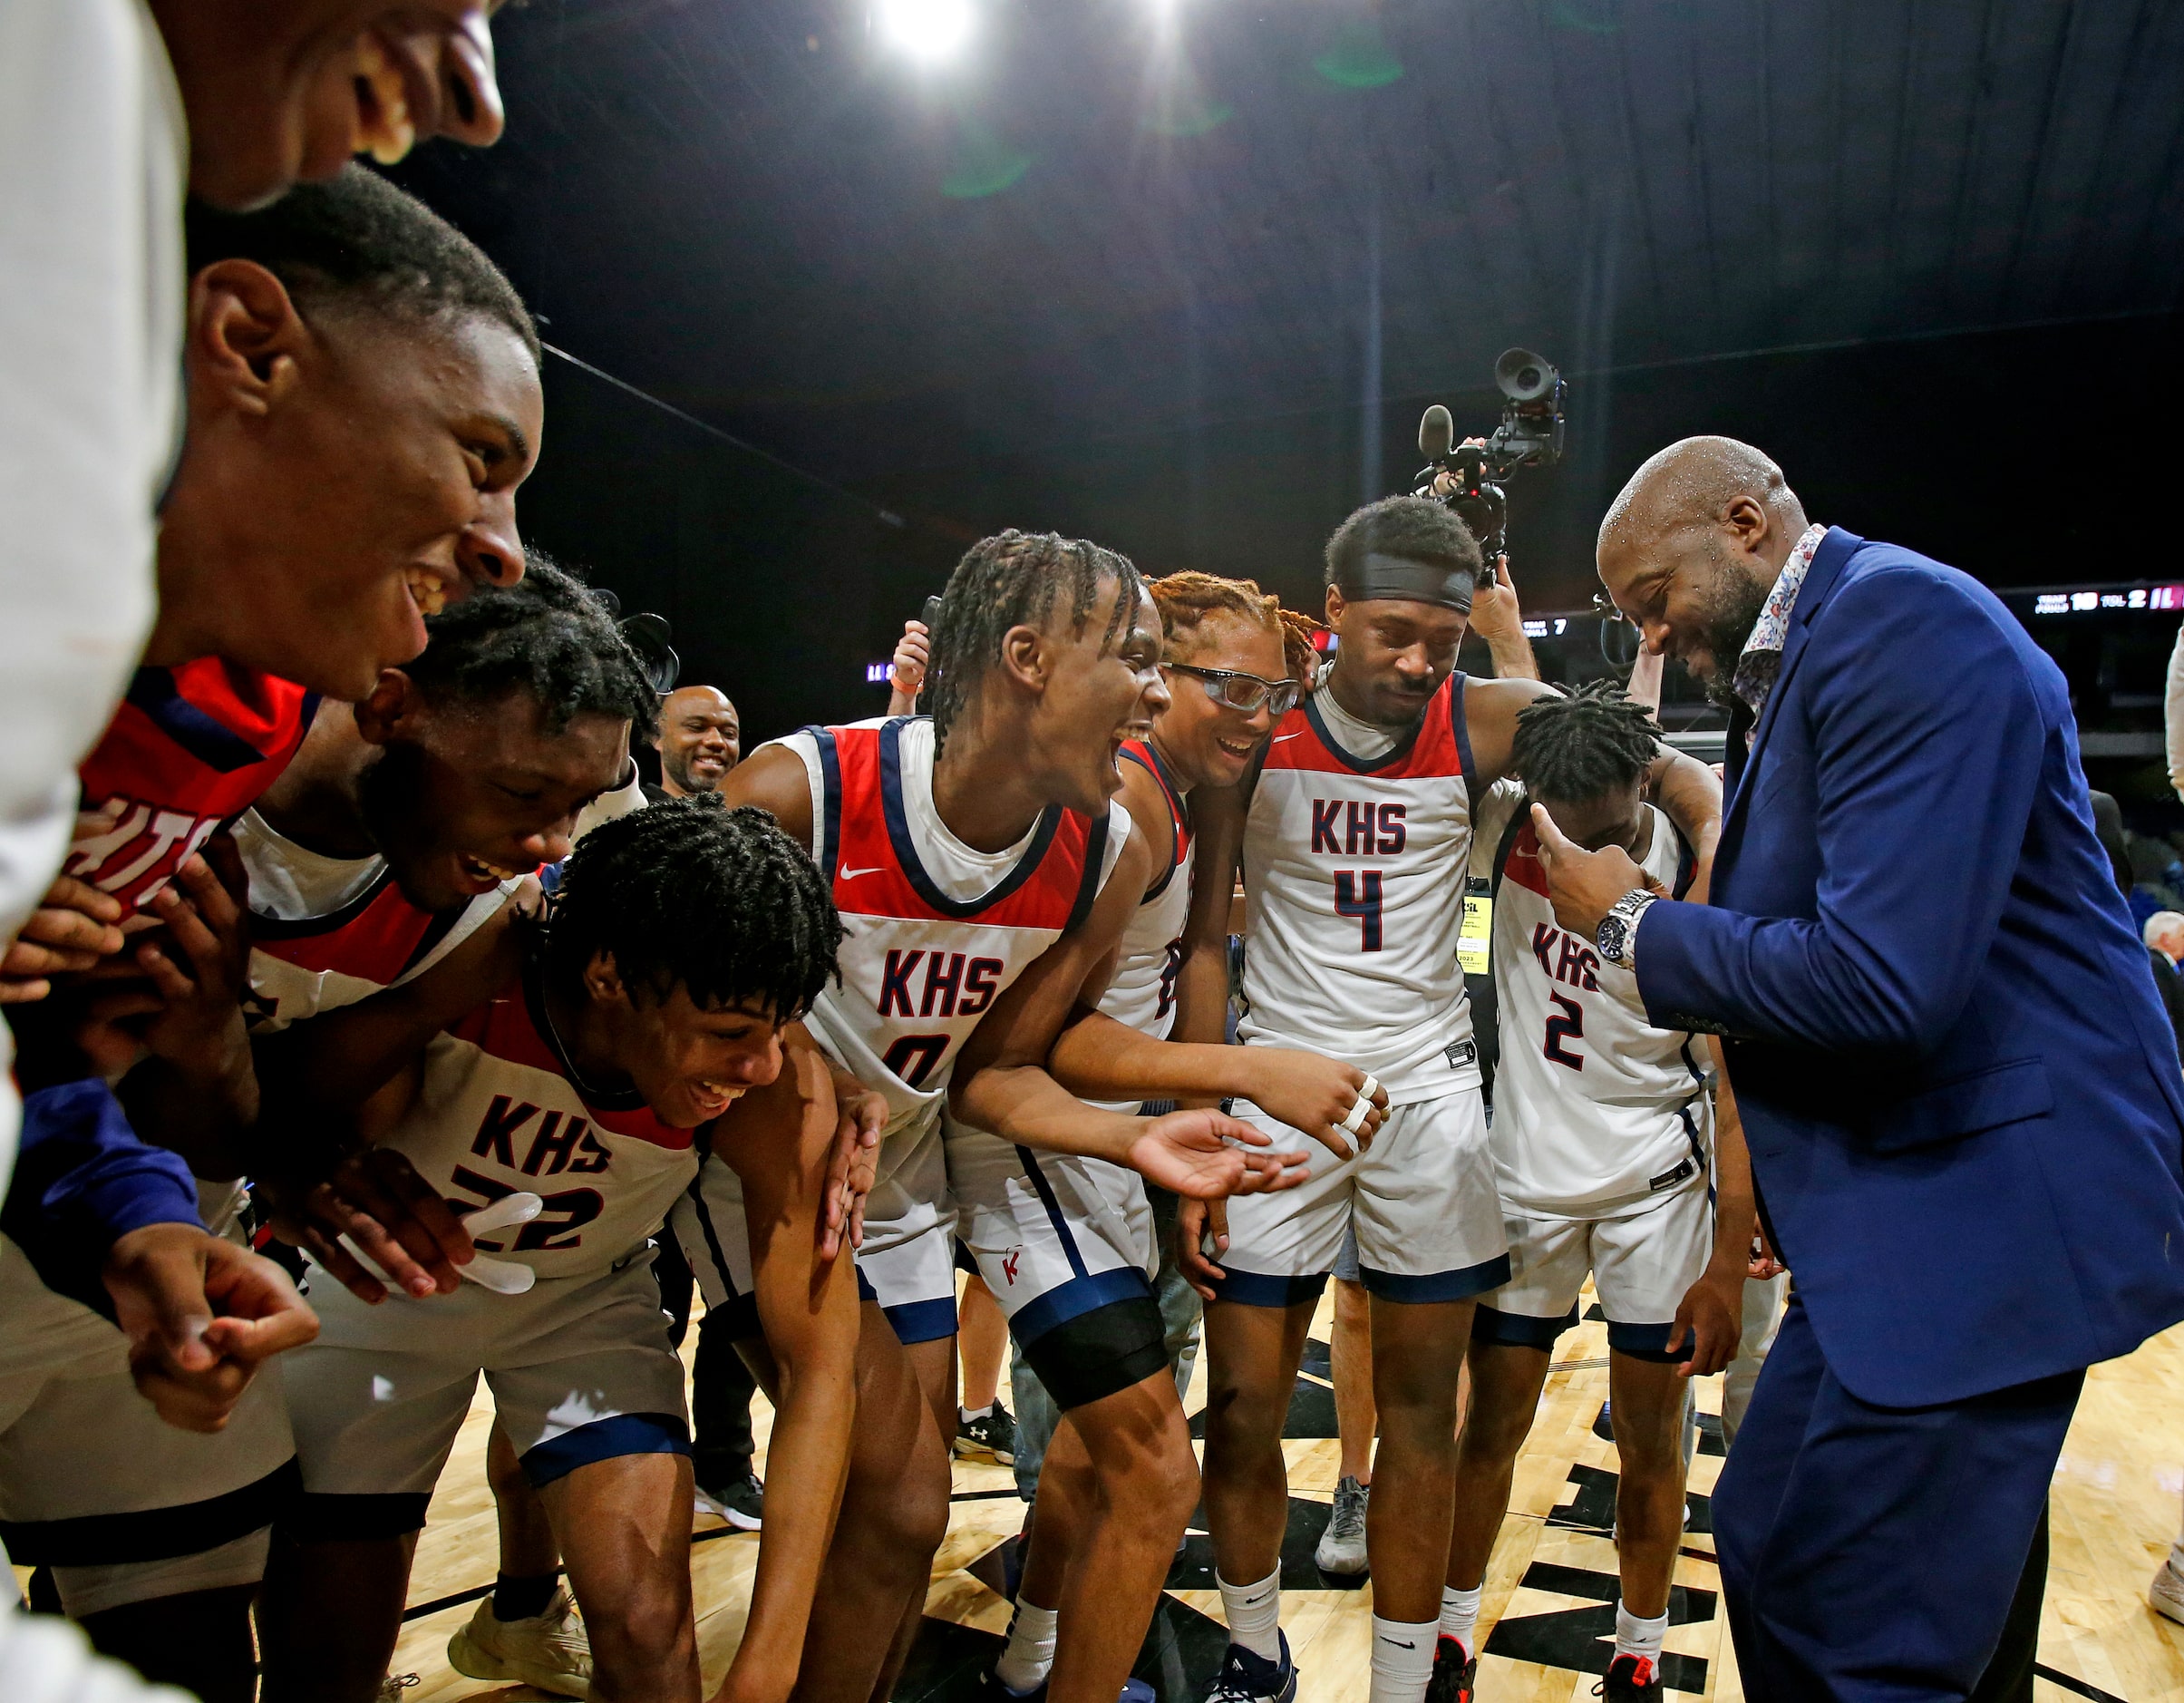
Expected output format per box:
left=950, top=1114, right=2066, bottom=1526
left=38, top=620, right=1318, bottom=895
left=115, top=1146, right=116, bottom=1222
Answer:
left=1596, top=889, right=1657, bottom=971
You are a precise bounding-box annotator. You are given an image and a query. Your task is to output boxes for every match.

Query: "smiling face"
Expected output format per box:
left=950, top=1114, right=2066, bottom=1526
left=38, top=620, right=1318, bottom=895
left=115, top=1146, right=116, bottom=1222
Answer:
left=164, top=290, right=542, bottom=701
left=150, top=1, right=507, bottom=209
left=1024, top=579, right=1170, bottom=815
left=1597, top=521, right=1773, bottom=694
left=657, top=687, right=741, bottom=796
left=1155, top=610, right=1290, bottom=792
left=590, top=972, right=786, bottom=1129
left=1323, top=589, right=1468, bottom=728
left=357, top=686, right=629, bottom=911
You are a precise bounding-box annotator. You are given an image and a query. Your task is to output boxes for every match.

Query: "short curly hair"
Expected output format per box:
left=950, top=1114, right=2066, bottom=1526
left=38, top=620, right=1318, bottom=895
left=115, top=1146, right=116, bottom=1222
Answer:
left=1148, top=571, right=1320, bottom=687
left=1324, top=495, right=1482, bottom=590
left=925, top=530, right=1147, bottom=757
left=1510, top=681, right=1663, bottom=803
left=545, top=795, right=843, bottom=1022
left=404, top=553, right=659, bottom=744
left=184, top=162, right=538, bottom=365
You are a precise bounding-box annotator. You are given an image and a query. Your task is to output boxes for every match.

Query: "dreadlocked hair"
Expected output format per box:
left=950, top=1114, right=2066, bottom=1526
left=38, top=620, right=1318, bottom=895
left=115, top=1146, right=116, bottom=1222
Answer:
left=1148, top=571, right=1324, bottom=690
left=925, top=530, right=1146, bottom=757
left=1509, top=680, right=1663, bottom=803
left=545, top=795, right=842, bottom=1023
left=405, top=552, right=659, bottom=745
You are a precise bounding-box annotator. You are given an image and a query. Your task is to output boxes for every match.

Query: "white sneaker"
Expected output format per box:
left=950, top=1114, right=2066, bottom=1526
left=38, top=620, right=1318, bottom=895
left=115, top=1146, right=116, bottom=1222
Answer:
left=2150, top=1557, right=2184, bottom=1624
left=446, top=1584, right=594, bottom=1698
left=1315, top=1475, right=1370, bottom=1575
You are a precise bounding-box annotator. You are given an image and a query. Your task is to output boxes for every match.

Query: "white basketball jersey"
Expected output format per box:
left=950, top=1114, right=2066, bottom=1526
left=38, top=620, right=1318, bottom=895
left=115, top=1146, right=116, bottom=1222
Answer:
left=236, top=806, right=517, bottom=1033
left=772, top=716, right=1131, bottom=1149
left=1096, top=738, right=1192, bottom=1042
left=1239, top=671, right=1480, bottom=1102
left=385, top=959, right=697, bottom=1280
left=1482, top=791, right=1712, bottom=1214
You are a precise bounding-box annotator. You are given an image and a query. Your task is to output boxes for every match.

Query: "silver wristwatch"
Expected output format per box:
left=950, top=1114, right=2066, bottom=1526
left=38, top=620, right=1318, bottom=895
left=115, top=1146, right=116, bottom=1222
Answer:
left=1594, top=890, right=1656, bottom=971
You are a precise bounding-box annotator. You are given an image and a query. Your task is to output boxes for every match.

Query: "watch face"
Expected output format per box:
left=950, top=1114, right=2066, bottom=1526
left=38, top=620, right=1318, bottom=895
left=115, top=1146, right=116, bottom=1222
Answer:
left=1597, top=917, right=1628, bottom=961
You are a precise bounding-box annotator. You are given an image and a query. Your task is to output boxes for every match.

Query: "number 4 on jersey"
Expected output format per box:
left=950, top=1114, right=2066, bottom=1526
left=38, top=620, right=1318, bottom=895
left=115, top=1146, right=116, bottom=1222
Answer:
left=1335, top=870, right=1383, bottom=951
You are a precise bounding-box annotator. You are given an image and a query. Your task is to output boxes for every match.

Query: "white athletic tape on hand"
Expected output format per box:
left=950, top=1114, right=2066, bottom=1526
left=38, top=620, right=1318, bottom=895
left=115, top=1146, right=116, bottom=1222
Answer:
left=335, top=1192, right=544, bottom=1297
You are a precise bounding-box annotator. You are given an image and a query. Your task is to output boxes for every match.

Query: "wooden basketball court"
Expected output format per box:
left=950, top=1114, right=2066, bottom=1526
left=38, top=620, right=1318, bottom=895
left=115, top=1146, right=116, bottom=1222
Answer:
left=355, top=1282, right=2184, bottom=1702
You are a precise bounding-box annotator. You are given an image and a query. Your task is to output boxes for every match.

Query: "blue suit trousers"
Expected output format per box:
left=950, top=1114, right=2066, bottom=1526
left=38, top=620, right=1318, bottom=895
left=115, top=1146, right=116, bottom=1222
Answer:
left=1713, top=1297, right=2082, bottom=1701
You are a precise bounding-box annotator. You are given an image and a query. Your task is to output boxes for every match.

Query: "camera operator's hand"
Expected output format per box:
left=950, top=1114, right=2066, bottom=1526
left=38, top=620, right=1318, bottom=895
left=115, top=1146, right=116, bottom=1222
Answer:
left=888, top=619, right=930, bottom=715
left=1465, top=557, right=1539, bottom=682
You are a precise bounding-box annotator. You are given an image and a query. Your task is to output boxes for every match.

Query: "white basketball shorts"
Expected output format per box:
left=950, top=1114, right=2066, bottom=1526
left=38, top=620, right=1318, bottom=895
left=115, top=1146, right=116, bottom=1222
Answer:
left=847, top=1106, right=960, bottom=1344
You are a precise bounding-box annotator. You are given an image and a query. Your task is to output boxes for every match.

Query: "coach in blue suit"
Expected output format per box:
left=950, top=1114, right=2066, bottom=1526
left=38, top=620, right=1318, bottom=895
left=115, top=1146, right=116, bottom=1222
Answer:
left=1530, top=436, right=2184, bottom=1700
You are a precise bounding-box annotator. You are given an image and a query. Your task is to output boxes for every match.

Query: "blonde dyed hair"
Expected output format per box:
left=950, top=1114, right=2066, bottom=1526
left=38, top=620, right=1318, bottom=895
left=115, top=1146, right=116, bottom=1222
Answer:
left=1149, top=570, right=1323, bottom=687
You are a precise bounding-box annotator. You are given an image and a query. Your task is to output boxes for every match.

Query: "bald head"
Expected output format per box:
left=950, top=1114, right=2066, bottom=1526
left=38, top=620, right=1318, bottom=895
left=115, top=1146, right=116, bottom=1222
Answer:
left=1594, top=437, right=1810, bottom=692
left=656, top=684, right=740, bottom=795
left=1599, top=436, right=1802, bottom=560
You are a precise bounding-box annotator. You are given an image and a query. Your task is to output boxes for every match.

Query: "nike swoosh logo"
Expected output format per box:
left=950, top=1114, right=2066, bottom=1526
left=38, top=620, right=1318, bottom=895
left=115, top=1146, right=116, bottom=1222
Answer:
left=839, top=865, right=884, bottom=880
left=1381, top=1640, right=1416, bottom=1649
left=1271, top=732, right=1305, bottom=743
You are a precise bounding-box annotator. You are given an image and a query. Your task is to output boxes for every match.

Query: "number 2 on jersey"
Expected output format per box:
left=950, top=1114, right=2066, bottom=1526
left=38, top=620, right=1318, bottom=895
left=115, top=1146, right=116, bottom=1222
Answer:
left=1335, top=871, right=1383, bottom=952
left=1543, top=992, right=1586, bottom=1071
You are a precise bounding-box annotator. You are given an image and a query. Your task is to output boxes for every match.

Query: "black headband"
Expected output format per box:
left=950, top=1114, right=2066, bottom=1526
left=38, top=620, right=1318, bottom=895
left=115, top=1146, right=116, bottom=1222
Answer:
left=1336, top=550, right=1476, bottom=614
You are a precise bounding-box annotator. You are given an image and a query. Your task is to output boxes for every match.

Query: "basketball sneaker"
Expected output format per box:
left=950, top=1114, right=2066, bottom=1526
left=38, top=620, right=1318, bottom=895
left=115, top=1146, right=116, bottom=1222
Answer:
left=2150, top=1556, right=2184, bottom=1623
left=1597, top=1653, right=1663, bottom=1699
left=956, top=1401, right=1018, bottom=1465
left=1424, top=1635, right=1475, bottom=1703
left=1314, top=1475, right=1369, bottom=1575
left=1203, top=1631, right=1298, bottom=1703
left=446, top=1583, right=593, bottom=1698
left=695, top=1466, right=765, bottom=1531
left=985, top=1675, right=1157, bottom=1703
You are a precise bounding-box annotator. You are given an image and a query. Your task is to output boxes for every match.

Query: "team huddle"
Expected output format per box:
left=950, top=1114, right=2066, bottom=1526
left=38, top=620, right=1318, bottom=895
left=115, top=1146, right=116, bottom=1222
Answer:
left=1, top=166, right=1759, bottom=1703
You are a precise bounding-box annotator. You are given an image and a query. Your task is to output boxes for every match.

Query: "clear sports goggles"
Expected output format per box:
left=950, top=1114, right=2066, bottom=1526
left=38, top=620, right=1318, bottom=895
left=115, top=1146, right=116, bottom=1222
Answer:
left=1168, top=663, right=1303, bottom=717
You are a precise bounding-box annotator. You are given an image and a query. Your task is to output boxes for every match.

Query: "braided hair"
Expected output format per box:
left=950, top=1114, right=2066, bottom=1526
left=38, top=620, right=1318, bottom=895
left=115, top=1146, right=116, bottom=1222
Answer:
left=545, top=794, right=842, bottom=1021
left=924, top=530, right=1146, bottom=757
left=1509, top=681, right=1662, bottom=803
left=1148, top=570, right=1320, bottom=686
left=405, top=553, right=659, bottom=744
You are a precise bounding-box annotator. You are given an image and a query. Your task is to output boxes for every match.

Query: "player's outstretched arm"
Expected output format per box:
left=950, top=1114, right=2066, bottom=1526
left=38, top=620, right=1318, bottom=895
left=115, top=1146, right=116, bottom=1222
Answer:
left=1170, top=780, right=1245, bottom=1079
left=1645, top=743, right=1723, bottom=885
left=707, top=1041, right=860, bottom=1703
left=1461, top=673, right=1558, bottom=790
left=711, top=744, right=817, bottom=850
left=1667, top=1037, right=1755, bottom=1377
left=951, top=832, right=1309, bottom=1195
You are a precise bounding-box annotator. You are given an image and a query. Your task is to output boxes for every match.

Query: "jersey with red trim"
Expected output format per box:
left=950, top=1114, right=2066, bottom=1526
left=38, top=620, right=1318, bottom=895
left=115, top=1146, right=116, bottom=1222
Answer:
left=1480, top=788, right=1711, bottom=1214
left=768, top=715, right=1131, bottom=1140
left=68, top=658, right=314, bottom=915
left=1096, top=738, right=1193, bottom=1042
left=386, top=959, right=697, bottom=1280
left=1239, top=671, right=1480, bottom=1102
left=234, top=806, right=519, bottom=1034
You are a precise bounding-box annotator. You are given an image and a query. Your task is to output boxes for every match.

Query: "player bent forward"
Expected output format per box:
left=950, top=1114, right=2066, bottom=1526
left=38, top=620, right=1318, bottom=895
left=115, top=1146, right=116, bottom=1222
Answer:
left=255, top=798, right=939, bottom=1703
left=1441, top=685, right=1752, bottom=1702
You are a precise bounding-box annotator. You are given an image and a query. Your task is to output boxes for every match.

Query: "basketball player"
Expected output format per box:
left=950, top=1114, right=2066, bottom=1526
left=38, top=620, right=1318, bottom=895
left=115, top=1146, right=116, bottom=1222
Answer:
left=1178, top=497, right=1721, bottom=1703
left=1441, top=685, right=1752, bottom=1701
left=966, top=569, right=1322, bottom=1703
left=256, top=799, right=878, bottom=1703
left=714, top=532, right=1366, bottom=1703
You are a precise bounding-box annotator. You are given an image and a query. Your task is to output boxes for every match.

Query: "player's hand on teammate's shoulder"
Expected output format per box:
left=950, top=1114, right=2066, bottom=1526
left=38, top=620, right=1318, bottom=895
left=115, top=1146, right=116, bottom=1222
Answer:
left=103, top=1222, right=319, bottom=1433
left=263, top=1146, right=475, bottom=1305
left=0, top=873, right=127, bottom=1004
left=1126, top=1106, right=1310, bottom=1199
left=1247, top=1049, right=1387, bottom=1160
left=1173, top=1196, right=1229, bottom=1301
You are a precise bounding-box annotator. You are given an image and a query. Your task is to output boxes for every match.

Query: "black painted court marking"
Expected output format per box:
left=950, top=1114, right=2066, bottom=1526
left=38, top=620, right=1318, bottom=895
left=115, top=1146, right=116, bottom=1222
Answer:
left=400, top=1520, right=759, bottom=1622
left=2032, top=1665, right=2129, bottom=1703
left=1548, top=1461, right=1711, bottom=1536
left=1484, top=1559, right=1713, bottom=1695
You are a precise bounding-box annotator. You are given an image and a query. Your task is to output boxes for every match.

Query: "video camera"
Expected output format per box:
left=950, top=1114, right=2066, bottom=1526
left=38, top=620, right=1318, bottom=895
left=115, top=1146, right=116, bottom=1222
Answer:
left=1411, top=347, right=1567, bottom=565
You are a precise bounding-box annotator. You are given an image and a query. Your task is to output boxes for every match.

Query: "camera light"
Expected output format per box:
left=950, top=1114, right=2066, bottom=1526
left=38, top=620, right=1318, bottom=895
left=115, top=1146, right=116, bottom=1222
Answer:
left=876, top=0, right=975, bottom=64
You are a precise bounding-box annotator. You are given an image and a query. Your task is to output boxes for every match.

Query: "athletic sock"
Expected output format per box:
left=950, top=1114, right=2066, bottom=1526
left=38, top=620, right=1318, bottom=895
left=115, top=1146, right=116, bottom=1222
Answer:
left=1615, top=1601, right=1668, bottom=1664
left=1438, top=1584, right=1481, bottom=1659
left=1215, top=1568, right=1283, bottom=1663
left=1368, top=1615, right=1437, bottom=1703
left=995, top=1601, right=1059, bottom=1694
left=961, top=1404, right=993, bottom=1424
left=492, top=1571, right=558, bottom=1622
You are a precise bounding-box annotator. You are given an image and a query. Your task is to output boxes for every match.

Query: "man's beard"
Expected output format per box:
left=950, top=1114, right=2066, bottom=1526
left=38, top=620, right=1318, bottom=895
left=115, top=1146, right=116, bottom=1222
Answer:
left=1692, top=551, right=1771, bottom=712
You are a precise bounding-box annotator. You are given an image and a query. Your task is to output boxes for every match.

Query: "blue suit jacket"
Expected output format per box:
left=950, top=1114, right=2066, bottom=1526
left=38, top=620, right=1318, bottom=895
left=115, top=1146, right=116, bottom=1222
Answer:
left=1638, top=528, right=2184, bottom=1407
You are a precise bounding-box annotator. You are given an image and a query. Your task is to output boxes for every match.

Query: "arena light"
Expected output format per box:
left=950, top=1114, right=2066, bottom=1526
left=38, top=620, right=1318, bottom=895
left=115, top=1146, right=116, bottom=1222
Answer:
left=876, top=0, right=975, bottom=65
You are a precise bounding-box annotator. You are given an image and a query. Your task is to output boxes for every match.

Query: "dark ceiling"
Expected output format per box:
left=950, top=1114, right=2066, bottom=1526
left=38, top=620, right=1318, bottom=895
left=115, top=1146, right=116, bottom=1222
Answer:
left=389, top=0, right=2184, bottom=735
